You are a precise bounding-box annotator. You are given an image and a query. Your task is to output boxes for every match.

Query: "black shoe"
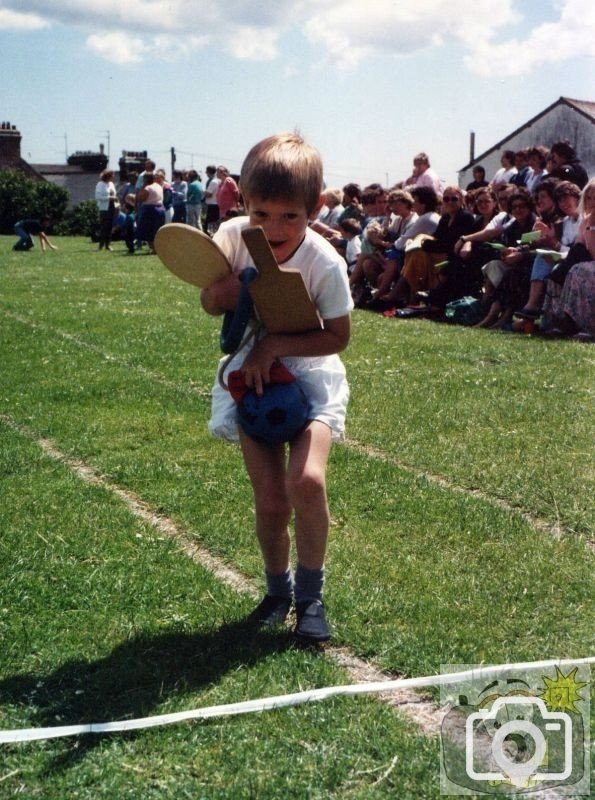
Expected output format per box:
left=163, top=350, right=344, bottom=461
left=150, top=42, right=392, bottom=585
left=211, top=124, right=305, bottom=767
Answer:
left=295, top=600, right=331, bottom=643
left=248, top=595, right=292, bottom=627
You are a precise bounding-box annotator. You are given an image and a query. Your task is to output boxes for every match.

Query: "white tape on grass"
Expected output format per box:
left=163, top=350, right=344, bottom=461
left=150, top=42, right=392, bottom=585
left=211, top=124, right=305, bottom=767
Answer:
left=1, top=657, right=593, bottom=744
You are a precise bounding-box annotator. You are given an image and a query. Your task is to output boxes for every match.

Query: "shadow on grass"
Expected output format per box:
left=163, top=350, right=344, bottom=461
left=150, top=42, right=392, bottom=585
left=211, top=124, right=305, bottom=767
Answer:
left=0, top=618, right=294, bottom=772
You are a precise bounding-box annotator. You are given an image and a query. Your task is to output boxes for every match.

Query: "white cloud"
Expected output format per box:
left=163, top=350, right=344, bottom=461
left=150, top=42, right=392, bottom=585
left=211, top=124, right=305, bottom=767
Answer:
left=1, top=0, right=592, bottom=78
left=465, top=0, right=595, bottom=76
left=86, top=30, right=210, bottom=64
left=86, top=31, right=150, bottom=64
left=302, top=0, right=520, bottom=67
left=0, top=7, right=48, bottom=30
left=223, top=26, right=280, bottom=61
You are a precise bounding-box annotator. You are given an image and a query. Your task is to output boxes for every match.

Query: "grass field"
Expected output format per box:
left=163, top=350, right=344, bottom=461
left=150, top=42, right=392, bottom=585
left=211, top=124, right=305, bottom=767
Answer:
left=1, top=236, right=593, bottom=798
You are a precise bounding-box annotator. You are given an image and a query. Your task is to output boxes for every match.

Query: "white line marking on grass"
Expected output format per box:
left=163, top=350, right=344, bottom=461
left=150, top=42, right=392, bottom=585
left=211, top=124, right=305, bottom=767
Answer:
left=6, top=309, right=590, bottom=548
left=3, top=310, right=211, bottom=399
left=0, top=415, right=441, bottom=734
left=345, top=438, right=595, bottom=551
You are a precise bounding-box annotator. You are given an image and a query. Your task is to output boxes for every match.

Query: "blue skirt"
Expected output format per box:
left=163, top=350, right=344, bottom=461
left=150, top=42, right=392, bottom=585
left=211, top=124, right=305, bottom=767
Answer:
left=138, top=204, right=165, bottom=243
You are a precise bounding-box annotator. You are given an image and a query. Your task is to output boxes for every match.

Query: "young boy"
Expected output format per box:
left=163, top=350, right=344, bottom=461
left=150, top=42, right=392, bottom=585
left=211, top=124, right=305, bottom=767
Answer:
left=338, top=217, right=362, bottom=274
left=200, top=133, right=353, bottom=642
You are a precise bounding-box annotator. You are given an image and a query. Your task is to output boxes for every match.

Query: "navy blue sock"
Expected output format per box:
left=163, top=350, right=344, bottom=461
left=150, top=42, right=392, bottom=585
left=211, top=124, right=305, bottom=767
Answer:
left=265, top=568, right=293, bottom=599
left=294, top=563, right=325, bottom=605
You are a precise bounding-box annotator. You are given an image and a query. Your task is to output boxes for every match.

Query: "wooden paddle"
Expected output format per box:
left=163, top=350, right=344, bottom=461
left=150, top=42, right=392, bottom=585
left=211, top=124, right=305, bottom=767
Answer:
left=241, top=226, right=321, bottom=334
left=154, top=223, right=230, bottom=288
left=154, top=223, right=321, bottom=335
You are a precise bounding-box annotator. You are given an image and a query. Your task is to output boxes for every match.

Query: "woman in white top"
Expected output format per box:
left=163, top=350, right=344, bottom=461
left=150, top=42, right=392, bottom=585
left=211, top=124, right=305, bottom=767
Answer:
left=94, top=169, right=117, bottom=251
left=490, top=150, right=518, bottom=188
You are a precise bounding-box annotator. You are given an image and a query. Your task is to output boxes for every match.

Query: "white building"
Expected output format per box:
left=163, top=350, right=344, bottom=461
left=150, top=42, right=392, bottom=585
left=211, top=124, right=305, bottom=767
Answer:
left=459, top=97, right=594, bottom=188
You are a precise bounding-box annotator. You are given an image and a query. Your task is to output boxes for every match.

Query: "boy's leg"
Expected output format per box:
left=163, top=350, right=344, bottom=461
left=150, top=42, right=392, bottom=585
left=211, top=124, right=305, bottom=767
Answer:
left=286, top=421, right=332, bottom=570
left=239, top=431, right=292, bottom=573
left=287, top=421, right=333, bottom=642
left=239, top=430, right=294, bottom=625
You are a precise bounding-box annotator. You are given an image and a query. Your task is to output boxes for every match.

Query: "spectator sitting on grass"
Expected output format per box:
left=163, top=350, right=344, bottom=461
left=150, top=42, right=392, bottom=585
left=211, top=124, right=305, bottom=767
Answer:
left=351, top=219, right=393, bottom=305
left=387, top=186, right=474, bottom=308
left=516, top=180, right=582, bottom=320
left=548, top=141, right=589, bottom=189
left=466, top=165, right=488, bottom=191
left=533, top=178, right=563, bottom=229
left=525, top=146, right=549, bottom=194
left=337, top=217, right=362, bottom=274
left=474, top=188, right=537, bottom=328
left=510, top=149, right=531, bottom=187
left=490, top=150, right=518, bottom=187
left=316, top=188, right=344, bottom=229
left=369, top=189, right=419, bottom=302
left=435, top=187, right=499, bottom=307
left=540, top=178, right=595, bottom=339
left=338, top=182, right=363, bottom=224
left=348, top=185, right=390, bottom=304
left=378, top=186, right=441, bottom=307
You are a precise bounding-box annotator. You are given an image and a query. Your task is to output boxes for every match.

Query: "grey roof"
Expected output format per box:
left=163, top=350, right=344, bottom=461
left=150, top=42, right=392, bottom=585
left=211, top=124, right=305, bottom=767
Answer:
left=460, top=96, right=595, bottom=172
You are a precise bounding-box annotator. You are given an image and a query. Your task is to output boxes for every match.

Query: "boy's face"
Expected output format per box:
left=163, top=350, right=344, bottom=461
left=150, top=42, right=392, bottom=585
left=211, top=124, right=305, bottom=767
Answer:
left=245, top=196, right=316, bottom=263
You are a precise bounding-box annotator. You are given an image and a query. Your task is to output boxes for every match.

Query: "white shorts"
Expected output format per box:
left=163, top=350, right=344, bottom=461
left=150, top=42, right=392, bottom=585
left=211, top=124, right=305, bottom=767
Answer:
left=209, top=352, right=350, bottom=443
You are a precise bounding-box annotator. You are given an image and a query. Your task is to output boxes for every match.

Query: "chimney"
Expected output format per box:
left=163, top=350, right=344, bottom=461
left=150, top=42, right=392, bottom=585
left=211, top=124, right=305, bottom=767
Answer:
left=469, top=131, right=476, bottom=164
left=99, top=143, right=105, bottom=155
left=0, top=122, right=22, bottom=165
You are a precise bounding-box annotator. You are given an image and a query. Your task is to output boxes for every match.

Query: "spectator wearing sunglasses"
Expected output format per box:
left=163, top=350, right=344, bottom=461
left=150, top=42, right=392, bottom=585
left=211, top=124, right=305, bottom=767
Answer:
left=475, top=189, right=537, bottom=328
left=396, top=186, right=474, bottom=304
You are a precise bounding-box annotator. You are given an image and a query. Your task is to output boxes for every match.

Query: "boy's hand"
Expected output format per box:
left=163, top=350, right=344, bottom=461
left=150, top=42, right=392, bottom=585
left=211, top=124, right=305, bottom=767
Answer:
left=240, top=336, right=277, bottom=396
left=200, top=273, right=241, bottom=315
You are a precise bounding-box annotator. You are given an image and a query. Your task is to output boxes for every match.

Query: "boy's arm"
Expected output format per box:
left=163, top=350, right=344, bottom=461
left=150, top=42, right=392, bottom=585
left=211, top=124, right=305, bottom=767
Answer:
left=240, top=314, right=351, bottom=395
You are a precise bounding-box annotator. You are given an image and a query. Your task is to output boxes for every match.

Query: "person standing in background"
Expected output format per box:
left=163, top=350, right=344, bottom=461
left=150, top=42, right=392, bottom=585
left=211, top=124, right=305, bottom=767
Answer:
left=171, top=170, right=188, bottom=223
left=186, top=170, right=204, bottom=229
left=203, top=165, right=220, bottom=233
left=95, top=169, right=118, bottom=251
left=216, top=165, right=240, bottom=221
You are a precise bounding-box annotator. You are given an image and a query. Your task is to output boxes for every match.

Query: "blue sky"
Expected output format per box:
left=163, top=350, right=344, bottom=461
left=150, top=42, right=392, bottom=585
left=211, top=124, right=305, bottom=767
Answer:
left=1, top=0, right=594, bottom=188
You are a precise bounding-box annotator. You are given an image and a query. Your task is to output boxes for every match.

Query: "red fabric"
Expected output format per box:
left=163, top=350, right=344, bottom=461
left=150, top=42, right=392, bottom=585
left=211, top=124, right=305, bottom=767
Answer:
left=227, top=362, right=296, bottom=403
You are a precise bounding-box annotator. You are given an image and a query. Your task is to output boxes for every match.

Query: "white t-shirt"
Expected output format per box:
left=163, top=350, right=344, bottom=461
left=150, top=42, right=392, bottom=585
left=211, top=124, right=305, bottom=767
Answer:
left=345, top=235, right=362, bottom=269
left=204, top=177, right=221, bottom=206
left=209, top=216, right=353, bottom=442
left=491, top=167, right=518, bottom=186
left=213, top=216, right=353, bottom=321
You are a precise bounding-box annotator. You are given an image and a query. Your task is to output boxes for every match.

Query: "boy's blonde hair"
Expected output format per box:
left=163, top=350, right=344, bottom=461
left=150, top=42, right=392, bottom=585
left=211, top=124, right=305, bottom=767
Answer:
left=240, top=133, right=323, bottom=216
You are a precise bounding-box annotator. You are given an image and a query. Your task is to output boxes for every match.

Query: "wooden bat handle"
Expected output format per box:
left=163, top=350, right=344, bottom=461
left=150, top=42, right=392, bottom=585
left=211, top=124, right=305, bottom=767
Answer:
left=241, top=226, right=279, bottom=278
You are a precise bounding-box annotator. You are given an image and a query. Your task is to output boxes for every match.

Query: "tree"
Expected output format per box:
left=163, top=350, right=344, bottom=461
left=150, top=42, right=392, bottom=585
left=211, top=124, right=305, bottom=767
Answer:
left=54, top=200, right=99, bottom=237
left=0, top=170, right=68, bottom=234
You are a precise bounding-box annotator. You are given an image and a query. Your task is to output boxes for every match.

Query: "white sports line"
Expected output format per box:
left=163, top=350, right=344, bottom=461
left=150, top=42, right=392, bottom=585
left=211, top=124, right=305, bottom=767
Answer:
left=2, top=415, right=593, bottom=753
left=1, top=314, right=592, bottom=760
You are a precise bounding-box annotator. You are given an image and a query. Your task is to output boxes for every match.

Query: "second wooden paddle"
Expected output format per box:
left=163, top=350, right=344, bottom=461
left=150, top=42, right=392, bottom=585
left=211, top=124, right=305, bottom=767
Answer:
left=241, top=226, right=322, bottom=334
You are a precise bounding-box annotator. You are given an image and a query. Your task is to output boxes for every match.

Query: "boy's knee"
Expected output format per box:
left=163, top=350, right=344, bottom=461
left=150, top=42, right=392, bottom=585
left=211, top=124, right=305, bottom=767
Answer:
left=255, top=492, right=292, bottom=522
left=286, top=469, right=325, bottom=505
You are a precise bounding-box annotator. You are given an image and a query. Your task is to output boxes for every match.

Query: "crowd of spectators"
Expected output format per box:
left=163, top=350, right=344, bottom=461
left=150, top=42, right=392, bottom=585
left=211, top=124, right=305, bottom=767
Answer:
left=95, top=142, right=593, bottom=341
left=314, top=143, right=593, bottom=341
left=99, top=160, right=241, bottom=254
